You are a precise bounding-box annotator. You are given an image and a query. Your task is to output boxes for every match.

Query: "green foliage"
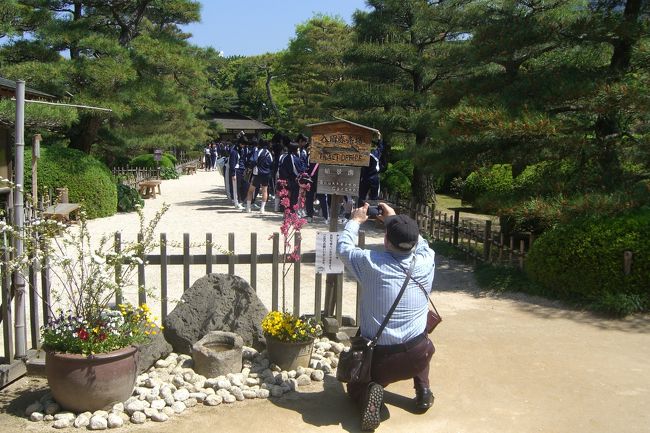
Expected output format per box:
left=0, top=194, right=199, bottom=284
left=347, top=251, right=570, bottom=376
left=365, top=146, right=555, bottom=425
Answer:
left=117, top=183, right=144, bottom=213
left=129, top=154, right=174, bottom=169
left=24, top=146, right=117, bottom=219
left=159, top=167, right=179, bottom=180
left=382, top=159, right=413, bottom=198
left=525, top=210, right=650, bottom=316
left=475, top=263, right=546, bottom=297
left=463, top=164, right=514, bottom=207
left=163, top=153, right=177, bottom=165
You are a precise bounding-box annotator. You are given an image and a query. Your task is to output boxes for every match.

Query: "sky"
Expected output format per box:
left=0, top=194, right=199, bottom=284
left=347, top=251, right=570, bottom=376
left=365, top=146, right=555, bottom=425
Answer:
left=182, top=0, right=370, bottom=57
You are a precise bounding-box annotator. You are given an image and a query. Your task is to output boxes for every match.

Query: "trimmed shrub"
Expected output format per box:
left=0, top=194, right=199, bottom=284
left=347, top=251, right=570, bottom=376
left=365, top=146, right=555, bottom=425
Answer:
left=117, top=184, right=144, bottom=213
left=463, top=164, right=514, bottom=207
left=160, top=166, right=179, bottom=180
left=24, top=146, right=117, bottom=219
left=163, top=153, right=177, bottom=165
left=382, top=160, right=413, bottom=198
left=129, top=154, right=175, bottom=169
left=525, top=209, right=650, bottom=315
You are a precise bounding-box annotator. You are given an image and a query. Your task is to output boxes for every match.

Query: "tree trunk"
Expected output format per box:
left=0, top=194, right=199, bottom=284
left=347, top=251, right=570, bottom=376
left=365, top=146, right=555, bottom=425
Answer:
left=411, top=134, right=436, bottom=208
left=68, top=115, right=102, bottom=154
left=609, top=0, right=643, bottom=74
left=265, top=67, right=281, bottom=121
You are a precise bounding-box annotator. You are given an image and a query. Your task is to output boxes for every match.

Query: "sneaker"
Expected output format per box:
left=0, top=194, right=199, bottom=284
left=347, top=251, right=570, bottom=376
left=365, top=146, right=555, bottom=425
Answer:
left=361, top=382, right=383, bottom=431
left=234, top=203, right=244, bottom=210
left=415, top=388, right=434, bottom=412
left=259, top=208, right=266, bottom=214
left=253, top=203, right=260, bottom=210
left=323, top=218, right=329, bottom=225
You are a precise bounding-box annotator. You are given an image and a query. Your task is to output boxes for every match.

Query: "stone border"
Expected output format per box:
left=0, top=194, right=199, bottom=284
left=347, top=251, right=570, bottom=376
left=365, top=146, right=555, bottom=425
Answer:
left=23, top=338, right=345, bottom=429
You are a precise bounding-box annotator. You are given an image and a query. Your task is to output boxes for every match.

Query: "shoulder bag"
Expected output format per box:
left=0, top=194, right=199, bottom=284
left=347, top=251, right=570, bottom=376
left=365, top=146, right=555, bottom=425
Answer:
left=336, top=257, right=416, bottom=384
left=394, top=260, right=442, bottom=333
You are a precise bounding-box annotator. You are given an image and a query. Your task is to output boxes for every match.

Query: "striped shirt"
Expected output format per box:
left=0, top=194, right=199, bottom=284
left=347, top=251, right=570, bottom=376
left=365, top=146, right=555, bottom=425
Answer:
left=337, top=220, right=435, bottom=345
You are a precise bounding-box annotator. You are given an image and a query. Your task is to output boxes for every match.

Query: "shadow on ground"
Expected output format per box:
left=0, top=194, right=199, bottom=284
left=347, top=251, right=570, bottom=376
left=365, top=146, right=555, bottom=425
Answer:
left=0, top=377, right=48, bottom=416
left=268, top=375, right=361, bottom=432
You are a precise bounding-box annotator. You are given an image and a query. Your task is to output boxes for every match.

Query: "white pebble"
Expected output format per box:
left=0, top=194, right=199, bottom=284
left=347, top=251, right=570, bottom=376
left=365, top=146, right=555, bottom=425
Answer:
left=171, top=401, right=186, bottom=414
left=173, top=388, right=190, bottom=402
left=29, top=412, right=44, bottom=422
left=223, top=394, right=236, bottom=404
left=92, top=410, right=108, bottom=418
left=216, top=389, right=231, bottom=398
left=144, top=407, right=158, bottom=418
left=230, top=388, right=244, bottom=401
left=52, top=418, right=70, bottom=429
left=125, top=400, right=146, bottom=415
left=151, top=412, right=169, bottom=422
left=185, top=397, right=198, bottom=408
left=150, top=399, right=166, bottom=410
left=155, top=359, right=171, bottom=368
left=54, top=411, right=75, bottom=421
left=311, top=370, right=325, bottom=381
left=242, top=389, right=257, bottom=399
left=88, top=415, right=108, bottom=430
left=130, top=411, right=147, bottom=424
left=162, top=406, right=175, bottom=417
left=204, top=395, right=223, bottom=406
left=245, top=377, right=259, bottom=386
left=107, top=413, right=124, bottom=428
left=216, top=379, right=231, bottom=390
left=43, top=414, right=54, bottom=421
left=73, top=413, right=90, bottom=428
left=112, top=402, right=124, bottom=413
left=296, top=374, right=312, bottom=386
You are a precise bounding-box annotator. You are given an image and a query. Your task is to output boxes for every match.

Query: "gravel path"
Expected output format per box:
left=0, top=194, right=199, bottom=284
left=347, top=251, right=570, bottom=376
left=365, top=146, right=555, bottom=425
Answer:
left=1, top=169, right=649, bottom=433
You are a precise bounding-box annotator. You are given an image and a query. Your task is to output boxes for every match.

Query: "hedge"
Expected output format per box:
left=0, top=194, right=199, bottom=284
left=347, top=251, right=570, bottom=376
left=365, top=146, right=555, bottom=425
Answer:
left=129, top=154, right=175, bottom=169
left=525, top=209, right=650, bottom=315
left=25, top=146, right=117, bottom=219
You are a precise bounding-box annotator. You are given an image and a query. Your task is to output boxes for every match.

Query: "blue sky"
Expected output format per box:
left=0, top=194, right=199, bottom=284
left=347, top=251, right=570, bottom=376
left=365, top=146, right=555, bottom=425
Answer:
left=183, top=0, right=370, bottom=57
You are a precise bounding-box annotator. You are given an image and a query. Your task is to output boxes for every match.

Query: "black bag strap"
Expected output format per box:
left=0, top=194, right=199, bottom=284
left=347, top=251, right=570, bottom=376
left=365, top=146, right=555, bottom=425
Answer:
left=395, top=260, right=440, bottom=319
left=369, top=257, right=416, bottom=347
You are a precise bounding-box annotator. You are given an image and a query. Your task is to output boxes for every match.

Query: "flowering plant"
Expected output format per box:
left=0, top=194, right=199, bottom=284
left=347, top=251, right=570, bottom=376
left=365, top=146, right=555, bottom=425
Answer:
left=41, top=303, right=160, bottom=355
left=262, top=311, right=322, bottom=343
left=1, top=176, right=168, bottom=355
left=262, top=179, right=321, bottom=344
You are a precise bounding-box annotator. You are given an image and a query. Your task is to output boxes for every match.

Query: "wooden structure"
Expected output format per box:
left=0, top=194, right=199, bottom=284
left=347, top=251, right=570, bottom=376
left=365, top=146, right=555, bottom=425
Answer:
left=307, top=118, right=379, bottom=167
left=182, top=165, right=197, bottom=175
left=138, top=179, right=162, bottom=199
left=43, top=203, right=80, bottom=223
left=211, top=112, right=273, bottom=140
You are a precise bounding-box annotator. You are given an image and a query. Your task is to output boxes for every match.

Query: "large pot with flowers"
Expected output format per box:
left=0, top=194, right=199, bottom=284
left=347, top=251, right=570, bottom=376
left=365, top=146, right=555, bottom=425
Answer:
left=21, top=204, right=169, bottom=412
left=262, top=311, right=322, bottom=371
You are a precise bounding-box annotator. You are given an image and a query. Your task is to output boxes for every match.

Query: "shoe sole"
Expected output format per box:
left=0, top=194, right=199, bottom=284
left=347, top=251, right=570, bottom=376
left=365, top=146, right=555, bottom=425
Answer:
left=361, top=383, right=383, bottom=431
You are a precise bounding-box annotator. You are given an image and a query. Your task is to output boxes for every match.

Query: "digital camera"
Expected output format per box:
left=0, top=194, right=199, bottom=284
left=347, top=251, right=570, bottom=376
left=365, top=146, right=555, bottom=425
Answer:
left=367, top=205, right=383, bottom=218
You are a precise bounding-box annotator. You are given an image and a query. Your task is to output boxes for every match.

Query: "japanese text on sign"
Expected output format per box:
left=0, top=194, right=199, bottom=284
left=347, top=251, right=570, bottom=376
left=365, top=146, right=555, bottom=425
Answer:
left=316, top=164, right=361, bottom=195
left=315, top=232, right=344, bottom=274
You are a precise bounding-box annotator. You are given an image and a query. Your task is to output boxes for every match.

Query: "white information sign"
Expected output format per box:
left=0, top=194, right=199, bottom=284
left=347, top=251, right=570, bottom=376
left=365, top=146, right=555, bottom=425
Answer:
left=315, top=232, right=344, bottom=274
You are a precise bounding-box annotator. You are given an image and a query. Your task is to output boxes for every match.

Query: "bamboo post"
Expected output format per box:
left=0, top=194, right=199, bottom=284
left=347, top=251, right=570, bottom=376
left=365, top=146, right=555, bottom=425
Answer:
left=251, top=233, right=257, bottom=291
left=315, top=273, right=322, bottom=323
left=228, top=233, right=235, bottom=275
left=138, top=233, right=146, bottom=305
left=453, top=209, right=460, bottom=245
left=160, top=233, right=168, bottom=320
left=293, top=232, right=301, bottom=317
left=519, top=239, right=525, bottom=269
left=271, top=232, right=279, bottom=312
left=484, top=220, right=492, bottom=261
left=114, top=232, right=122, bottom=305
left=205, top=233, right=212, bottom=274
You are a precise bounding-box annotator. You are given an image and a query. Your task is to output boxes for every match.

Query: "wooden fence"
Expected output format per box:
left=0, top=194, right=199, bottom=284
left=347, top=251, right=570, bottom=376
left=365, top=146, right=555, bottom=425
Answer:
left=111, top=158, right=201, bottom=189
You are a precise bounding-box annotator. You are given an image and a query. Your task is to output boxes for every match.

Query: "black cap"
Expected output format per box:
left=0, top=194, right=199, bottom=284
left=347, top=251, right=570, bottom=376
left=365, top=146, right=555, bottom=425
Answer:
left=385, top=215, right=419, bottom=251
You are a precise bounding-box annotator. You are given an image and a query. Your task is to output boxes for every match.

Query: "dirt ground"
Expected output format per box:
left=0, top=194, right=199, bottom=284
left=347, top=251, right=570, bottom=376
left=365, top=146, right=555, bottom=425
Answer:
left=1, top=169, right=649, bottom=433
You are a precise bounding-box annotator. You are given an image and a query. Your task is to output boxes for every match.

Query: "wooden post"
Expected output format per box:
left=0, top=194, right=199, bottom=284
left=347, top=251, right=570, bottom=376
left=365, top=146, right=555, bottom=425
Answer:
left=41, top=250, right=51, bottom=326
left=271, top=232, right=279, bottom=312
left=453, top=209, right=460, bottom=245
left=228, top=232, right=235, bottom=275
left=205, top=233, right=212, bottom=274
left=324, top=195, right=341, bottom=316
left=484, top=220, right=492, bottom=261
left=32, top=134, right=41, bottom=205
left=519, top=239, right=525, bottom=269
left=624, top=251, right=633, bottom=275
left=114, top=232, right=122, bottom=306
left=251, top=233, right=257, bottom=291
left=160, top=233, right=168, bottom=320
left=293, top=232, right=301, bottom=317
left=138, top=233, right=146, bottom=305
left=183, top=233, right=190, bottom=291
left=315, top=273, right=322, bottom=323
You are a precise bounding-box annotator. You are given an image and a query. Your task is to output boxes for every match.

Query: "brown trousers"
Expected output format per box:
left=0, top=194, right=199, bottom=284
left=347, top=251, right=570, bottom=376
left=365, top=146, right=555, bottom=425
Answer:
left=347, top=334, right=435, bottom=402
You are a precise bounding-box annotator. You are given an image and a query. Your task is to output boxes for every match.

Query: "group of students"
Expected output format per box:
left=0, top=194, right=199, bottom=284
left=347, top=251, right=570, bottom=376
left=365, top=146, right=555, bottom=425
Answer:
left=210, top=132, right=385, bottom=223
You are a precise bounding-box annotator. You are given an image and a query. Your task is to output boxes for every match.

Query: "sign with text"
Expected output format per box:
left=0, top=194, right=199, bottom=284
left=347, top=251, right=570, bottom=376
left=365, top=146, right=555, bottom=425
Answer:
left=317, top=164, right=361, bottom=195
left=315, top=232, right=344, bottom=274
left=309, top=121, right=373, bottom=166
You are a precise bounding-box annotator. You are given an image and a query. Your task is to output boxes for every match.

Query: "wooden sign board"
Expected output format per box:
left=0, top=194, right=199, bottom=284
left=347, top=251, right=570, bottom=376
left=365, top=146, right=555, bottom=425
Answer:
left=317, top=164, right=362, bottom=195
left=309, top=121, right=373, bottom=167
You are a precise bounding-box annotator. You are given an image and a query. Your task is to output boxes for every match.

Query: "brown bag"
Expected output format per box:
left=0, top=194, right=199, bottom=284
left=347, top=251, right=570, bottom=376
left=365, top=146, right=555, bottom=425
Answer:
left=426, top=308, right=442, bottom=333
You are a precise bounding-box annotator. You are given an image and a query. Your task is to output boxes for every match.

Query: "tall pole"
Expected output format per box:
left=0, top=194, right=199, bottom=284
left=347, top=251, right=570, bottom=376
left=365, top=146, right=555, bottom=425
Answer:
left=14, top=80, right=27, bottom=359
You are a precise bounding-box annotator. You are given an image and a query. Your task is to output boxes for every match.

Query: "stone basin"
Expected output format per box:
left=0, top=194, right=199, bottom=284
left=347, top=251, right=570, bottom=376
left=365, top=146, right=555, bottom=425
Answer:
left=191, top=331, right=243, bottom=378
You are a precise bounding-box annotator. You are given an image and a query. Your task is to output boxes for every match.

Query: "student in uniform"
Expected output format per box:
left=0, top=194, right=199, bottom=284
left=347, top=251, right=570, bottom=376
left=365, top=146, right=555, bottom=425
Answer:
left=228, top=135, right=248, bottom=210
left=204, top=144, right=211, bottom=171
left=278, top=141, right=306, bottom=211
left=245, top=139, right=273, bottom=213
left=358, top=139, right=386, bottom=206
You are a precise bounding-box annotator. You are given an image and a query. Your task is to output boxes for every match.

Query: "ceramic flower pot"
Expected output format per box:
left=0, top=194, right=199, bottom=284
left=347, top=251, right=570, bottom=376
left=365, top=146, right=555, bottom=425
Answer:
left=265, top=335, right=314, bottom=371
left=45, top=345, right=138, bottom=412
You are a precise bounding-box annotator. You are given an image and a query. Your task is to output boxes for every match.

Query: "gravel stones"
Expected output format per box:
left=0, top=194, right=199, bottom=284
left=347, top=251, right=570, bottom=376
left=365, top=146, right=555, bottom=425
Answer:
left=107, top=413, right=124, bottom=428
left=130, top=411, right=147, bottom=424
left=89, top=415, right=108, bottom=430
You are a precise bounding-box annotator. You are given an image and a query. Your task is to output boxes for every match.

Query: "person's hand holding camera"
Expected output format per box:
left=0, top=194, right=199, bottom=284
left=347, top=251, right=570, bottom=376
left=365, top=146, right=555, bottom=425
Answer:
left=377, top=203, right=396, bottom=222
left=351, top=202, right=369, bottom=224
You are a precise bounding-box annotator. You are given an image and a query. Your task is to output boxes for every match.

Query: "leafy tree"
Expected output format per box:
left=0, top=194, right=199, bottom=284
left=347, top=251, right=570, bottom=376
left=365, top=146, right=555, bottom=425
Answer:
left=1, top=0, right=219, bottom=161
left=280, top=15, right=353, bottom=129
left=336, top=0, right=473, bottom=205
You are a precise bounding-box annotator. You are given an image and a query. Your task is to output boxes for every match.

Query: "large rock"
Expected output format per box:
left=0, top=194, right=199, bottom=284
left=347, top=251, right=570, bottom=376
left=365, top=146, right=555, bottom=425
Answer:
left=135, top=328, right=173, bottom=374
left=163, top=274, right=268, bottom=354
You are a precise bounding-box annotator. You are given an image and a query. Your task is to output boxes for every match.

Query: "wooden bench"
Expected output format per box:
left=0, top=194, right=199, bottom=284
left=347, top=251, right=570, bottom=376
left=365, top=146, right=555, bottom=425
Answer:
left=138, top=180, right=162, bottom=199
left=182, top=165, right=197, bottom=175
left=43, top=203, right=81, bottom=223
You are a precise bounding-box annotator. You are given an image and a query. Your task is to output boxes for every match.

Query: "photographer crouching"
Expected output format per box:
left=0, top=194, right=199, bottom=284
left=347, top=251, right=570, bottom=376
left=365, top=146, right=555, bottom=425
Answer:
left=337, top=202, right=436, bottom=431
